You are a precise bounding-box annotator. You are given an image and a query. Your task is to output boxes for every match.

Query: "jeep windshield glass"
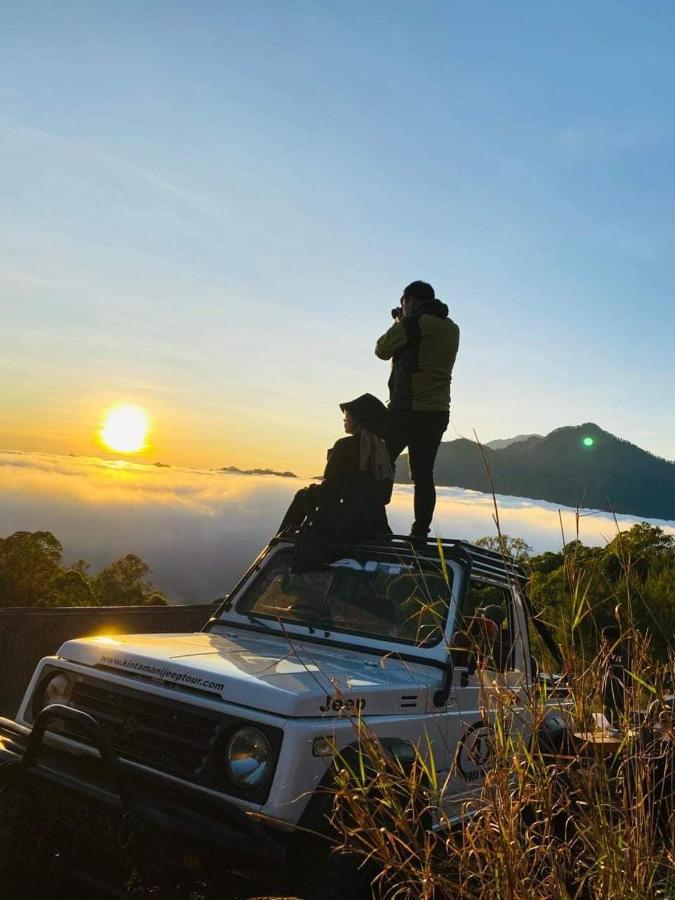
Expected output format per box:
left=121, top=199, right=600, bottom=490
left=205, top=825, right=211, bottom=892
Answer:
left=234, top=551, right=452, bottom=647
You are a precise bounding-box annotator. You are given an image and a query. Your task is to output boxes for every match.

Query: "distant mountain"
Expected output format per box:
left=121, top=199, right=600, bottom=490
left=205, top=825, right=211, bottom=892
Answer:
left=397, top=424, right=675, bottom=520
left=218, top=466, right=297, bottom=478
left=486, top=433, right=542, bottom=450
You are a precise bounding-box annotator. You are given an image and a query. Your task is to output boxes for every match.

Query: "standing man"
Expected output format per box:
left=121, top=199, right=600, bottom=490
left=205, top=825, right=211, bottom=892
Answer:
left=375, top=281, right=460, bottom=541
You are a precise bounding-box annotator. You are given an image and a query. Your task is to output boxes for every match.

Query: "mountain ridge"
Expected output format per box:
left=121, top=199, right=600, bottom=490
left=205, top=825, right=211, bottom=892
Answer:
left=397, top=423, right=675, bottom=520
left=485, top=433, right=543, bottom=450
left=217, top=465, right=297, bottom=478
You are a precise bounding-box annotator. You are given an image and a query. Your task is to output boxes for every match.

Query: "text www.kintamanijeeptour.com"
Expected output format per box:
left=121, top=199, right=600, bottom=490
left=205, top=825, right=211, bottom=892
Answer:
left=100, top=655, right=224, bottom=692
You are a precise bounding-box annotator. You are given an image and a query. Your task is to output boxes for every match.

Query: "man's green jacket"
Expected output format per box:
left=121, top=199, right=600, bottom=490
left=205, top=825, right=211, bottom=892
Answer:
left=375, top=299, right=460, bottom=412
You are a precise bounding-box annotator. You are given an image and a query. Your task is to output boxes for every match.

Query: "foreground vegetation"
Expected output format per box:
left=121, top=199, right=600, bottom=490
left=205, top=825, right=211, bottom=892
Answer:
left=331, top=649, right=674, bottom=898
left=327, top=523, right=674, bottom=899
left=0, top=529, right=166, bottom=607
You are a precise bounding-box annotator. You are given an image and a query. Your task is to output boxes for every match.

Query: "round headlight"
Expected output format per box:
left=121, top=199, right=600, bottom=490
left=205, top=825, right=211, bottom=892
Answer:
left=225, top=727, right=272, bottom=789
left=41, top=673, right=73, bottom=709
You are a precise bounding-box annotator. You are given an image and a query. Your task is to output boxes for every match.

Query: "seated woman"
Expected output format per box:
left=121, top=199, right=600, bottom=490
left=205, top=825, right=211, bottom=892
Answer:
left=278, top=393, right=393, bottom=572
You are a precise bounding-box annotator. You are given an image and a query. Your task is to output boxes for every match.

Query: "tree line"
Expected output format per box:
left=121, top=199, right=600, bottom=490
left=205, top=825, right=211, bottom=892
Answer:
left=0, top=530, right=167, bottom=608
left=478, top=521, right=675, bottom=658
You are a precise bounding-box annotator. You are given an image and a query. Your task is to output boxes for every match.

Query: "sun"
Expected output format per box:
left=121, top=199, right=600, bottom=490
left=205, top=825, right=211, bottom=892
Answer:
left=100, top=405, right=150, bottom=453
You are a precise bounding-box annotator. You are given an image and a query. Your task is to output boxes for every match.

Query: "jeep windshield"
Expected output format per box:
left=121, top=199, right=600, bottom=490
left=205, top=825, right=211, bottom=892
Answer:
left=234, top=550, right=452, bottom=647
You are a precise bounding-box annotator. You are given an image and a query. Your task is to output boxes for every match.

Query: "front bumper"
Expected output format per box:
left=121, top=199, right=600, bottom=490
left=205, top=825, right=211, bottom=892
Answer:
left=0, top=705, right=285, bottom=888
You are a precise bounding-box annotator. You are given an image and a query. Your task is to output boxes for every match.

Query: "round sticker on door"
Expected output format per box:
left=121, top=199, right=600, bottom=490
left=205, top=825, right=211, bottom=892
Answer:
left=455, top=722, right=494, bottom=782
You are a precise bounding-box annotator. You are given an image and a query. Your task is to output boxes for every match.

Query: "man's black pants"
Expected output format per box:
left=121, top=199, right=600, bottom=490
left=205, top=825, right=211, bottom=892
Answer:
left=386, top=410, right=449, bottom=537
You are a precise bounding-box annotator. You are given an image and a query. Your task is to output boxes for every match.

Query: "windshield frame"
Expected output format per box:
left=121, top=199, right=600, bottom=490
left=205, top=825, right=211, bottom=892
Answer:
left=208, top=542, right=468, bottom=666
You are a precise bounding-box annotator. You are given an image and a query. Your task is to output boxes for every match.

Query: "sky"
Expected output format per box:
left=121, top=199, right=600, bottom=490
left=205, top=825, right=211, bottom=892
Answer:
left=3, top=451, right=673, bottom=602
left=1, top=2, right=674, bottom=475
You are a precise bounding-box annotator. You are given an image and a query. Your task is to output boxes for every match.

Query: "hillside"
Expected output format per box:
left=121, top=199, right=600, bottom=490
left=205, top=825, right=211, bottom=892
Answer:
left=485, top=433, right=542, bottom=450
left=397, top=424, right=675, bottom=520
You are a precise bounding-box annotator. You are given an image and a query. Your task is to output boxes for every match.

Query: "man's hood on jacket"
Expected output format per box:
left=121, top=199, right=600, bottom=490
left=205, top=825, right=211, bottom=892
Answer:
left=414, top=298, right=449, bottom=319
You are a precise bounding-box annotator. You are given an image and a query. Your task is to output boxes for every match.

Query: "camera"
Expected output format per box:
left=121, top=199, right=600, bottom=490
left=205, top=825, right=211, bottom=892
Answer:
left=391, top=306, right=403, bottom=320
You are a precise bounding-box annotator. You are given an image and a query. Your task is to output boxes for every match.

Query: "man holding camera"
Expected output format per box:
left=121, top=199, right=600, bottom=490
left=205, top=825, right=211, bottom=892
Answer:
left=375, top=281, right=460, bottom=541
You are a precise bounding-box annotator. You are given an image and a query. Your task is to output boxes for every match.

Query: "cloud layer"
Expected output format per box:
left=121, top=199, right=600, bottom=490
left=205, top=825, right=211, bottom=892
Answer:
left=2, top=451, right=673, bottom=603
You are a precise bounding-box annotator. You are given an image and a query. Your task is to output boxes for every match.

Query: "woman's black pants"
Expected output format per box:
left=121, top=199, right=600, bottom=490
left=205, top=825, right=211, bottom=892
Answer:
left=278, top=486, right=319, bottom=533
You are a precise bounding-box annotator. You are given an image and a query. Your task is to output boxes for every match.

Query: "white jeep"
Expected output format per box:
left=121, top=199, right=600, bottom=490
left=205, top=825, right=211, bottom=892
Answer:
left=0, top=534, right=566, bottom=897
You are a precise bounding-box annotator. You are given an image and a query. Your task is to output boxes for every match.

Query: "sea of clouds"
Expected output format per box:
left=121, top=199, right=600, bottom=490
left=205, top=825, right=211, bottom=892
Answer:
left=1, top=450, right=673, bottom=604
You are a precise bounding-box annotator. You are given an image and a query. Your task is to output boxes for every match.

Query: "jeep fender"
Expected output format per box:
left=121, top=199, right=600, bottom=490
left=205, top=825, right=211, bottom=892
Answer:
left=297, top=737, right=419, bottom=837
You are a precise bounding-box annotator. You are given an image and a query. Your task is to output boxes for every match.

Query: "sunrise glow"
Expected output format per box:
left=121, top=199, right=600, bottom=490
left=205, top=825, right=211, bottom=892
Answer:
left=100, top=405, right=150, bottom=453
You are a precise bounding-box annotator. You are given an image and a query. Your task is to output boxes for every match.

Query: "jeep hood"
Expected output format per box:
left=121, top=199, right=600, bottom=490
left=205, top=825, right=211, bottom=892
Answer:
left=57, top=630, right=438, bottom=718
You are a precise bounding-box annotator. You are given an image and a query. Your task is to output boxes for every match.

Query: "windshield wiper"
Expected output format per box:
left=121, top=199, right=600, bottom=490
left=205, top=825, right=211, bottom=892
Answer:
left=247, top=614, right=278, bottom=632
left=247, top=612, right=331, bottom=634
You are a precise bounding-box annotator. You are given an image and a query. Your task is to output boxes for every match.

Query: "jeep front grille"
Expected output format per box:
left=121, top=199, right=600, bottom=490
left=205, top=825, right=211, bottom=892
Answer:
left=65, top=677, right=220, bottom=780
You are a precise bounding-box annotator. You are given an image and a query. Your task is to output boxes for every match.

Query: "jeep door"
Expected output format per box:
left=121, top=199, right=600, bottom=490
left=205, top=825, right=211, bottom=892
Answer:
left=438, top=576, right=530, bottom=822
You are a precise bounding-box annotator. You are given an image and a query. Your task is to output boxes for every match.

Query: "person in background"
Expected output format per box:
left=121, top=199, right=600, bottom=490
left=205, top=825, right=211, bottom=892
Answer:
left=277, top=393, right=393, bottom=571
left=375, top=281, right=460, bottom=542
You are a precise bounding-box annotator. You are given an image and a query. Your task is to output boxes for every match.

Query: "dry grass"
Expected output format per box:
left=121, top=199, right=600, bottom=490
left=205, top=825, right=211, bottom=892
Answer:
left=326, top=468, right=675, bottom=899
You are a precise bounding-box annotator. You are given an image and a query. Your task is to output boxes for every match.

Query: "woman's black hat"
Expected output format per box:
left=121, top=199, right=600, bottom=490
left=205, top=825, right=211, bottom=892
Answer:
left=339, top=393, right=389, bottom=439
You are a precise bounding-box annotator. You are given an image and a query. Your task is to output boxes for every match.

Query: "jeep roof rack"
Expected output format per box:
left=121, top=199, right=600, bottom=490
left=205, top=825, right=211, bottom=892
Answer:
left=269, top=532, right=528, bottom=588
left=356, top=535, right=527, bottom=586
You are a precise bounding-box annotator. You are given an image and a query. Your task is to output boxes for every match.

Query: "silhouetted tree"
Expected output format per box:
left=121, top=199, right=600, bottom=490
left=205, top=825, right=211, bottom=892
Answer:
left=0, top=530, right=64, bottom=607
left=92, top=554, right=167, bottom=606
left=0, top=530, right=167, bottom=608
left=48, top=570, right=97, bottom=607
left=475, top=535, right=533, bottom=564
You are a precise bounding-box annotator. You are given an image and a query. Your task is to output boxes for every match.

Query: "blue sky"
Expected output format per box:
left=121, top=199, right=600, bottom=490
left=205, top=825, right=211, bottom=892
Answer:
left=1, top=1, right=674, bottom=472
